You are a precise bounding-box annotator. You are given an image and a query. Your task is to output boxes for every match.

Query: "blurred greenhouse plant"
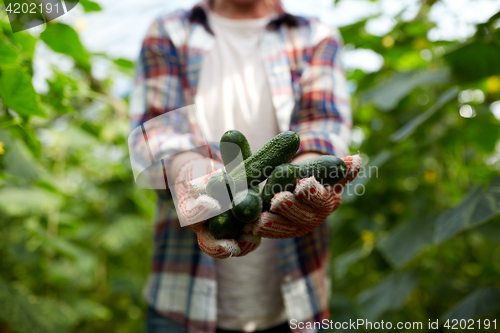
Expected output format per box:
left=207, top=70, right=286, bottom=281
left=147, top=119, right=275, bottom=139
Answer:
left=0, top=0, right=499, bottom=332
left=327, top=2, right=500, bottom=331
left=0, top=1, right=156, bottom=332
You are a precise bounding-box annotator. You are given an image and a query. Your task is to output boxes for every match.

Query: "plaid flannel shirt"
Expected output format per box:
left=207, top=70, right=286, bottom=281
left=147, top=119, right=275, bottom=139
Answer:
left=129, top=1, right=352, bottom=332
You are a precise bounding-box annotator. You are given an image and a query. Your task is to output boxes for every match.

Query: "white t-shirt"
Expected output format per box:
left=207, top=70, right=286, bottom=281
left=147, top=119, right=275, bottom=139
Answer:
left=195, top=11, right=287, bottom=332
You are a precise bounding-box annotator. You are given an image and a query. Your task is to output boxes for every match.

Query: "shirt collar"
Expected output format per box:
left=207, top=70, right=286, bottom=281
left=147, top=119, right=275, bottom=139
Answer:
left=188, top=0, right=298, bottom=33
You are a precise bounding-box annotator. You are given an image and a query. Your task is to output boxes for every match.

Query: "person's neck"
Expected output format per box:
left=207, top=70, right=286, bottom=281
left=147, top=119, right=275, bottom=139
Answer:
left=211, top=0, right=274, bottom=19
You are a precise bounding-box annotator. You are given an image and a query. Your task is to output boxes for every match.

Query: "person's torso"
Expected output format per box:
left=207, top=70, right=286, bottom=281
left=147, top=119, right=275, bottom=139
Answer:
left=195, top=11, right=280, bottom=151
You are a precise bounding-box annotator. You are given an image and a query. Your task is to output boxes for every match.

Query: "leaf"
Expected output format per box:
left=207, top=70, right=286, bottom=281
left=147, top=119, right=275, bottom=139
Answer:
left=435, top=178, right=500, bottom=243
left=0, top=187, right=63, bottom=216
left=475, top=220, right=500, bottom=242
left=434, top=185, right=483, bottom=243
left=359, top=69, right=450, bottom=111
left=444, top=33, right=500, bottom=81
left=0, top=35, right=20, bottom=66
left=442, top=288, right=500, bottom=321
left=390, top=87, right=459, bottom=142
left=40, top=23, right=89, bottom=68
left=8, top=31, right=37, bottom=57
left=465, top=121, right=500, bottom=153
left=78, top=0, right=102, bottom=12
left=71, top=299, right=111, bottom=320
left=1, top=23, right=37, bottom=58
left=0, top=280, right=78, bottom=333
left=334, top=246, right=370, bottom=279
left=0, top=130, right=40, bottom=182
left=64, top=0, right=102, bottom=12
left=378, top=213, right=438, bottom=268
left=101, top=215, right=149, bottom=253
left=0, top=67, right=46, bottom=117
left=113, top=58, right=134, bottom=69
left=356, top=272, right=418, bottom=321
left=469, top=178, right=500, bottom=227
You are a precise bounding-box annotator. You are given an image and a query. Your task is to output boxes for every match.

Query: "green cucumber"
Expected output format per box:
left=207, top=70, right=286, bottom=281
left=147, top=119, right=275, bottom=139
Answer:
left=220, top=130, right=252, bottom=172
left=206, top=172, right=236, bottom=208
left=261, top=156, right=347, bottom=211
left=261, top=163, right=301, bottom=211
left=231, top=190, right=263, bottom=223
left=229, top=131, right=301, bottom=190
left=208, top=210, right=243, bottom=239
left=295, top=155, right=347, bottom=186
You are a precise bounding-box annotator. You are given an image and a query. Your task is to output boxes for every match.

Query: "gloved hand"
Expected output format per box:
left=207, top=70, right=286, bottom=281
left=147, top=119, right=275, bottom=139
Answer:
left=175, top=157, right=261, bottom=259
left=244, top=155, right=362, bottom=239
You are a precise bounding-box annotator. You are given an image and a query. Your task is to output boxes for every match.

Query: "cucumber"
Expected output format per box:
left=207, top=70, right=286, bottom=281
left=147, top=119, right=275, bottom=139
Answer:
left=295, top=155, right=347, bottom=186
left=220, top=130, right=252, bottom=173
left=206, top=172, right=236, bottom=208
left=231, top=190, right=263, bottom=223
left=261, top=156, right=347, bottom=211
left=229, top=131, right=301, bottom=190
left=261, top=163, right=301, bottom=211
left=208, top=210, right=243, bottom=239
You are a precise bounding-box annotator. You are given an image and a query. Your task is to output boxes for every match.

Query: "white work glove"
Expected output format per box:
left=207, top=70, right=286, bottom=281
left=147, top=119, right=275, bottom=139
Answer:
left=175, top=157, right=261, bottom=259
left=245, top=155, right=362, bottom=238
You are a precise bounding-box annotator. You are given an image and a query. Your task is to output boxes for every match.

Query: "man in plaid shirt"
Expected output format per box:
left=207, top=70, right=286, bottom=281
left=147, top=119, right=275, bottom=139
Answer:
left=129, top=0, right=361, bottom=332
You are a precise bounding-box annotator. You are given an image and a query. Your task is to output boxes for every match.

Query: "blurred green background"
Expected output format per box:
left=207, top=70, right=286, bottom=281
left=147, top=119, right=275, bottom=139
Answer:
left=0, top=0, right=500, bottom=332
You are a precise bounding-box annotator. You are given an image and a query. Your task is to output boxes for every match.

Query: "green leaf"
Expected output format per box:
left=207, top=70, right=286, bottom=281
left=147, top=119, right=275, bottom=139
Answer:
left=8, top=31, right=37, bottom=57
left=113, top=58, right=134, bottom=69
left=434, top=185, right=483, bottom=243
left=71, top=299, right=111, bottom=320
left=0, top=67, right=46, bottom=117
left=40, top=22, right=90, bottom=68
left=356, top=272, right=418, bottom=321
left=101, top=215, right=149, bottom=253
left=475, top=220, right=500, bottom=242
left=0, top=280, right=78, bottom=333
left=63, top=0, right=101, bottom=12
left=0, top=35, right=20, bottom=66
left=0, top=129, right=41, bottom=183
left=334, top=246, right=371, bottom=279
left=390, top=86, right=459, bottom=142
left=0, top=187, right=63, bottom=216
left=435, top=178, right=500, bottom=243
left=442, top=288, right=500, bottom=321
left=359, top=69, right=450, bottom=111
left=444, top=34, right=500, bottom=81
left=1, top=25, right=37, bottom=58
left=78, top=0, right=102, bottom=12
left=469, top=178, right=500, bottom=227
left=465, top=120, right=500, bottom=153
left=378, top=213, right=438, bottom=268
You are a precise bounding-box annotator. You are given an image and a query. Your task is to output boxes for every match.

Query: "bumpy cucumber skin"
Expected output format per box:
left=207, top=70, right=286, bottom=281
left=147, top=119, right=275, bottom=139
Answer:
left=229, top=131, right=301, bottom=190
left=208, top=210, right=243, bottom=239
left=220, top=130, right=252, bottom=173
left=231, top=190, right=263, bottom=224
left=295, top=155, right=347, bottom=186
left=261, top=163, right=301, bottom=211
left=206, top=172, right=236, bottom=206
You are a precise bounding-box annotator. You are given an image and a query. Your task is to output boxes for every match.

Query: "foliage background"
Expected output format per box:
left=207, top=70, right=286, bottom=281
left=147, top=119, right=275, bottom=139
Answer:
left=0, top=0, right=499, bottom=332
